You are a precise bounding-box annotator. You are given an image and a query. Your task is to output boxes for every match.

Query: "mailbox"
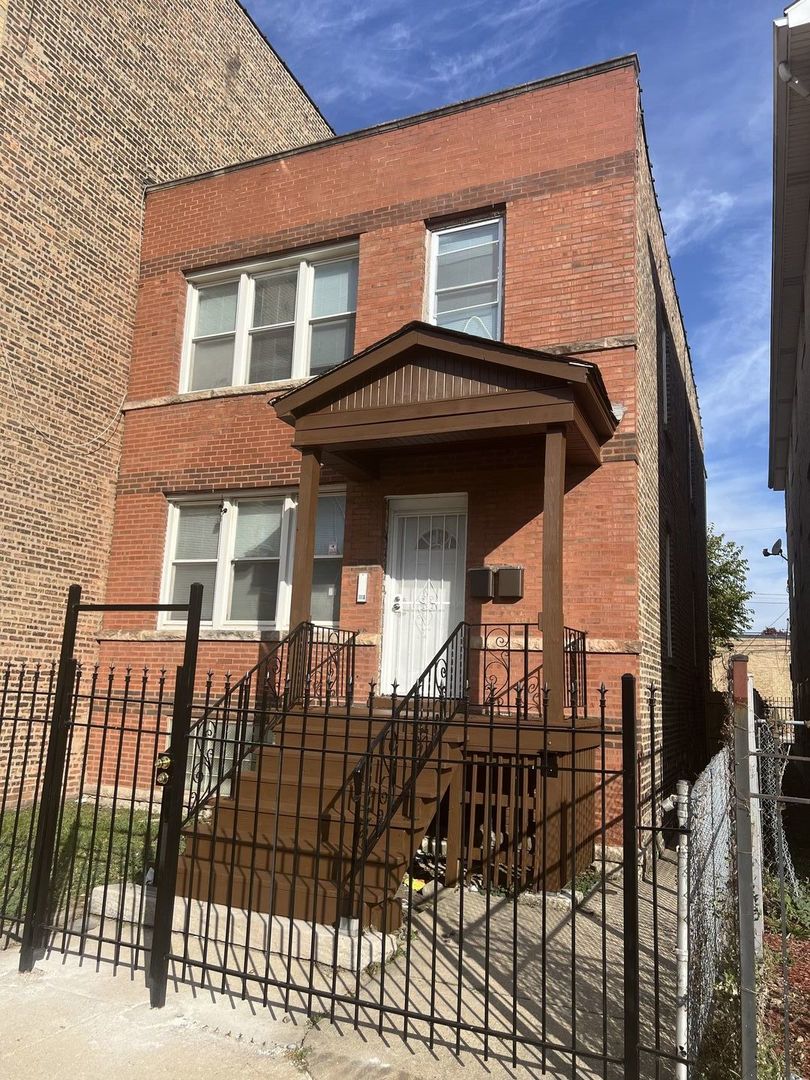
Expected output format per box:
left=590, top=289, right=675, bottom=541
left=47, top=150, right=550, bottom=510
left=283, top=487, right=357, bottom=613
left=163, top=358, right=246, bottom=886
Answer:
left=496, top=566, right=524, bottom=600
left=468, top=567, right=495, bottom=600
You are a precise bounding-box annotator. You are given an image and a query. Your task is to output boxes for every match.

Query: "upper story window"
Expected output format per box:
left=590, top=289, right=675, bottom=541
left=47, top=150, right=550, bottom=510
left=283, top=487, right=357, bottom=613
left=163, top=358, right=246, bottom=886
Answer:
left=182, top=244, right=359, bottom=392
left=162, top=491, right=345, bottom=629
left=428, top=218, right=503, bottom=340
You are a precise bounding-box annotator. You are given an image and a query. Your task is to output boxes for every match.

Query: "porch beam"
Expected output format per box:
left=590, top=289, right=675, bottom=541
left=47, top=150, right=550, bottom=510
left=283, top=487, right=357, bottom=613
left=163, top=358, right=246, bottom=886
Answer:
left=542, top=427, right=566, bottom=720
left=293, top=402, right=576, bottom=448
left=289, top=448, right=322, bottom=628
left=322, top=449, right=378, bottom=481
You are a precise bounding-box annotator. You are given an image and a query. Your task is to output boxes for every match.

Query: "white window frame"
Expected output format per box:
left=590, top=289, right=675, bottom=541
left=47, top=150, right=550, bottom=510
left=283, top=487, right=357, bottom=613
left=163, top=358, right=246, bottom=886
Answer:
left=159, top=487, right=345, bottom=631
left=179, top=243, right=358, bottom=393
left=427, top=217, right=504, bottom=340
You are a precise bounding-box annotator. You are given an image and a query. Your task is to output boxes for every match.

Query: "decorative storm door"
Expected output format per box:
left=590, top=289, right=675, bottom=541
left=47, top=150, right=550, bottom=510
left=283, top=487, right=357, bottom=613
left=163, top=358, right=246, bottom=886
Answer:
left=380, top=495, right=467, bottom=694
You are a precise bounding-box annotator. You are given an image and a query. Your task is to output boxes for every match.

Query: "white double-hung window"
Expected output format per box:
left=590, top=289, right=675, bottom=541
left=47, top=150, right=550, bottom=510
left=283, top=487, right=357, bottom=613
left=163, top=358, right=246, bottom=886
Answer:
left=428, top=218, right=503, bottom=340
left=182, top=244, right=359, bottom=392
left=162, top=492, right=345, bottom=629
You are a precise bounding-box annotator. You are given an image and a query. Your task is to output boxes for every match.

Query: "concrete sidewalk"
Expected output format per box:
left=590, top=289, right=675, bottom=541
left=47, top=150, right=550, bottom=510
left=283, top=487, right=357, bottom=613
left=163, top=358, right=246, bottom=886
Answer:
left=0, top=854, right=677, bottom=1079
left=0, top=946, right=536, bottom=1080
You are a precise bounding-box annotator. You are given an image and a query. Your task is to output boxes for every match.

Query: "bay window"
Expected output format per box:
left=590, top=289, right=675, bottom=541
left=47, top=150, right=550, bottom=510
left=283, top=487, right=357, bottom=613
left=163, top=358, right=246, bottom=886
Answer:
left=182, top=244, right=358, bottom=392
left=163, top=491, right=345, bottom=628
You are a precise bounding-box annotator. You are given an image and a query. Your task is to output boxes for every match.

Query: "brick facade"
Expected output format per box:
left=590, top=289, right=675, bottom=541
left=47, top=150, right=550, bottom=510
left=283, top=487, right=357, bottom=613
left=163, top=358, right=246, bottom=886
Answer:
left=635, top=116, right=710, bottom=788
left=94, top=59, right=707, bottom=781
left=0, top=0, right=330, bottom=660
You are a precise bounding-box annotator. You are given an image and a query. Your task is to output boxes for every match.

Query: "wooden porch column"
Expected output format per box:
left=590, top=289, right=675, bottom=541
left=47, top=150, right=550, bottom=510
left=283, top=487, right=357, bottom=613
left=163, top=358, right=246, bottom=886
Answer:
left=542, top=428, right=566, bottom=721
left=289, top=448, right=322, bottom=628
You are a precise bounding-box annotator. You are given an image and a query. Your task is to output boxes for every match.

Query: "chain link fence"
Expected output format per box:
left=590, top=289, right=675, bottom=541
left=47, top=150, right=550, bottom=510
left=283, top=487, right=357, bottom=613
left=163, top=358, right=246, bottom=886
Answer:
left=686, top=746, right=735, bottom=1066
left=756, top=716, right=800, bottom=901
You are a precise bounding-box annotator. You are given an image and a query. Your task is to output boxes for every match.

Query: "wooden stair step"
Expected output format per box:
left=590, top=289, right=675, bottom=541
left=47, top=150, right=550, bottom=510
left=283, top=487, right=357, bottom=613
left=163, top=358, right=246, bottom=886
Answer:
left=176, top=861, right=403, bottom=928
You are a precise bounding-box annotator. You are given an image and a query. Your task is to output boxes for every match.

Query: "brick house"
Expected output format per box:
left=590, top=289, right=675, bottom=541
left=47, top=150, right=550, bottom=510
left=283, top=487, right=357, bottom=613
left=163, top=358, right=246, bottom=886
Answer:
left=0, top=0, right=330, bottom=660
left=101, top=52, right=708, bottom=760
left=89, top=54, right=710, bottom=912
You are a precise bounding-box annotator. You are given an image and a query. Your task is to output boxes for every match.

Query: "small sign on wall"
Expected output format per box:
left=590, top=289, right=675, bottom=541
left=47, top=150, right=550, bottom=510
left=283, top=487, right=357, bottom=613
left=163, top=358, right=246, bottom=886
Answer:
left=356, top=571, right=368, bottom=604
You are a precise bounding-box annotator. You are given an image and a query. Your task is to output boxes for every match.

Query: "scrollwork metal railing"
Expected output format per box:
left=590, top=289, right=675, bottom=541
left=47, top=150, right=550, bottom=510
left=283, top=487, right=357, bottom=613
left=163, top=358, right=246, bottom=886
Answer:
left=183, top=622, right=357, bottom=823
left=346, top=621, right=469, bottom=879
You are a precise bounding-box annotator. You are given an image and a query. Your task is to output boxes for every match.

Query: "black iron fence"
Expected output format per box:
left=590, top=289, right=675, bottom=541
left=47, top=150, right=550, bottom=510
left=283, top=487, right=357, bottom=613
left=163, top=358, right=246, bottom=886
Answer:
left=0, top=662, right=56, bottom=945
left=184, top=623, right=357, bottom=821
left=168, top=670, right=627, bottom=1075
left=0, top=586, right=692, bottom=1079
left=750, top=693, right=810, bottom=1079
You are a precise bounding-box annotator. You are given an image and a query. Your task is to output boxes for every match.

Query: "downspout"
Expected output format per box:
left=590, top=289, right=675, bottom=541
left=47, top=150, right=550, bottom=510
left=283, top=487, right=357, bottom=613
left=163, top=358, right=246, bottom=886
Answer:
left=660, top=783, right=689, bottom=1078
left=675, top=780, right=689, bottom=1079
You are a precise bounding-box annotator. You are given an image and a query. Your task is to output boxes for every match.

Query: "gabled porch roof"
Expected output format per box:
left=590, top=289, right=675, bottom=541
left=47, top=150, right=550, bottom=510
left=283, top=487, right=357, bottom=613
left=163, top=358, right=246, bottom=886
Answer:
left=272, top=322, right=617, bottom=468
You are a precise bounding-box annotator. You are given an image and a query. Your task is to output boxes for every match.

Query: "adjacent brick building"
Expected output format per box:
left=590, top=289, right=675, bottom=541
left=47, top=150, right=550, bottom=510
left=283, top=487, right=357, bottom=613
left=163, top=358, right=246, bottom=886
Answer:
left=772, top=1, right=810, bottom=726
left=0, top=0, right=330, bottom=659
left=99, top=55, right=710, bottom=785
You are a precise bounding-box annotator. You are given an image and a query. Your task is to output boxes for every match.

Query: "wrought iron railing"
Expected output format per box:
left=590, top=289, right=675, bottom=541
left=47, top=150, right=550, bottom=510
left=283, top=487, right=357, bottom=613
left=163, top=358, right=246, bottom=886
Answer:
left=183, top=623, right=357, bottom=823
left=564, top=624, right=588, bottom=714
left=347, top=621, right=469, bottom=876
left=466, top=622, right=588, bottom=717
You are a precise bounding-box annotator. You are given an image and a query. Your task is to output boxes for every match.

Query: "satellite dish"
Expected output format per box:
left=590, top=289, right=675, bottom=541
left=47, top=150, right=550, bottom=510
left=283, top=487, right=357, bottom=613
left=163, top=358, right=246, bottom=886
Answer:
left=771, top=539, right=783, bottom=557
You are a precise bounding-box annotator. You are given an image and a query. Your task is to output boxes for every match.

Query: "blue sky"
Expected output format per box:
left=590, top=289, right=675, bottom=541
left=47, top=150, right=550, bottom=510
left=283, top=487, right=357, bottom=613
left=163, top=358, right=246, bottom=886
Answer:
left=249, top=0, right=789, bottom=630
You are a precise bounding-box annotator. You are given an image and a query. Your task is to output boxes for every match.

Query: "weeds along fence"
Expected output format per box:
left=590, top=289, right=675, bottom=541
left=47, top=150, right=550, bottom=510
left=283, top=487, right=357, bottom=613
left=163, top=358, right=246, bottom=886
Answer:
left=685, top=747, right=735, bottom=1068
left=751, top=695, right=810, bottom=1079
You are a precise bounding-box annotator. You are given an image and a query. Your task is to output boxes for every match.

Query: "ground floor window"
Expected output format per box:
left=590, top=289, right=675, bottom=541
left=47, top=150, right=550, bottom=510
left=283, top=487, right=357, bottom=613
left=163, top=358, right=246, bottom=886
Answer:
left=162, top=490, right=344, bottom=629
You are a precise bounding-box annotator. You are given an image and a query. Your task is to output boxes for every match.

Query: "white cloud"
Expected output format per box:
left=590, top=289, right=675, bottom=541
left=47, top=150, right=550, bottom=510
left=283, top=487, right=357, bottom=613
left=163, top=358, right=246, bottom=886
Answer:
left=662, top=189, right=736, bottom=255
left=251, top=0, right=589, bottom=119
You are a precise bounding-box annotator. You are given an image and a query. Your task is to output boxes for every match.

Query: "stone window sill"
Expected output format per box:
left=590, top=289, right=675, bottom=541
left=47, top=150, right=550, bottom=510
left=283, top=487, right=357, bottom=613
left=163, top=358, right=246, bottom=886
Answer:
left=123, top=378, right=309, bottom=414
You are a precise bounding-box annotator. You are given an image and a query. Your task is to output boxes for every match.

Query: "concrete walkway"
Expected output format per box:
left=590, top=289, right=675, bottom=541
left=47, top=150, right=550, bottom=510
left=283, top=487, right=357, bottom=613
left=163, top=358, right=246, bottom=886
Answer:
left=0, top=854, right=677, bottom=1079
left=0, top=946, right=539, bottom=1080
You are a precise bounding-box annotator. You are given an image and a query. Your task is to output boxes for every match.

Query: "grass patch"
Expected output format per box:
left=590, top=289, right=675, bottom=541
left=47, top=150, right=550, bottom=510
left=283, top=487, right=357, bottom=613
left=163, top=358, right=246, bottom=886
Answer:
left=284, top=1045, right=313, bottom=1073
left=695, top=964, right=783, bottom=1080
left=763, top=871, right=810, bottom=941
left=0, top=801, right=159, bottom=921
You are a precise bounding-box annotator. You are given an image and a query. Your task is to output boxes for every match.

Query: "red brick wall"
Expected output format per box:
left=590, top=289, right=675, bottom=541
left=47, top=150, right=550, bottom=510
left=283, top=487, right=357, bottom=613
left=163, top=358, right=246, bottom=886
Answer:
left=101, top=61, right=668, bottom=752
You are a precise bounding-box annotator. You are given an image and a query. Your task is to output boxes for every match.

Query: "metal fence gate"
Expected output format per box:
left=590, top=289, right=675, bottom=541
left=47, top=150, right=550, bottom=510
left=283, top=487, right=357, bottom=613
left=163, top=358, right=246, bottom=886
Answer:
left=1, top=584, right=202, bottom=990
left=0, top=585, right=690, bottom=1079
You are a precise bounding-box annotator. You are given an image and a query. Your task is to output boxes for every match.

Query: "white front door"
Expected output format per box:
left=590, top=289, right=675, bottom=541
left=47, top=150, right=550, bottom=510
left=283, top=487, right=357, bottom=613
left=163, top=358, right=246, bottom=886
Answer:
left=380, top=495, right=467, bottom=695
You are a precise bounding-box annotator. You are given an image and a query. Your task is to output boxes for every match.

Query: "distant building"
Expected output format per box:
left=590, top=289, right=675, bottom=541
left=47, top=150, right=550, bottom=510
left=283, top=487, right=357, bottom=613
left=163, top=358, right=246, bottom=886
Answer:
left=771, top=0, right=810, bottom=723
left=0, top=0, right=330, bottom=659
left=712, top=630, right=792, bottom=704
